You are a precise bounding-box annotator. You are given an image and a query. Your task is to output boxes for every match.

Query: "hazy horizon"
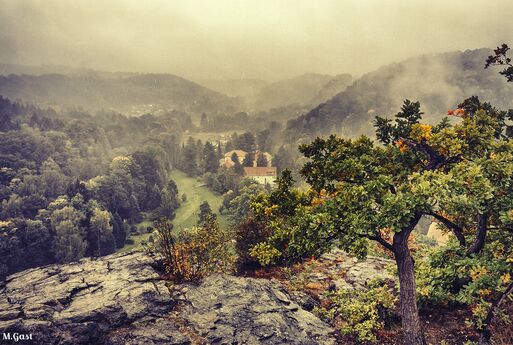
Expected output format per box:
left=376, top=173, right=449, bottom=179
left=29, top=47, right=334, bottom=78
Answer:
left=1, top=0, right=513, bottom=81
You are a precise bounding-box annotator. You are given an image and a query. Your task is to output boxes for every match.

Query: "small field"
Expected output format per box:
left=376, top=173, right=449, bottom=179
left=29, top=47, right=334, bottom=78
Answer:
left=119, top=170, right=228, bottom=252
left=180, top=130, right=239, bottom=145
left=170, top=170, right=228, bottom=230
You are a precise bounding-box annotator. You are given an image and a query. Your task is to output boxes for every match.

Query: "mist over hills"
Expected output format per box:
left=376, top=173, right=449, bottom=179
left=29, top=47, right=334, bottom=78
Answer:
left=198, top=73, right=353, bottom=113
left=252, top=73, right=353, bottom=111
left=286, top=48, right=513, bottom=139
left=0, top=71, right=240, bottom=115
left=0, top=63, right=136, bottom=79
left=195, top=78, right=268, bottom=103
left=2, top=48, right=511, bottom=138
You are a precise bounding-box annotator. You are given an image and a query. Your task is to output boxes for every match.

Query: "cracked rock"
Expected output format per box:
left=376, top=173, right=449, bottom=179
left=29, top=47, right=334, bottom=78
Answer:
left=0, top=251, right=338, bottom=345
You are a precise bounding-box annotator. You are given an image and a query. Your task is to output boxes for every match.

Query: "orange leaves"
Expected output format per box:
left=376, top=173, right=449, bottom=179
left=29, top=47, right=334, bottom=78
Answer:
left=311, top=189, right=329, bottom=206
left=447, top=108, right=465, bottom=117
left=395, top=139, right=409, bottom=153
left=395, top=123, right=433, bottom=153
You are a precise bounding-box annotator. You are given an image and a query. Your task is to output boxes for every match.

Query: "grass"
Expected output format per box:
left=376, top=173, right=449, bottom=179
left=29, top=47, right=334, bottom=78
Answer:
left=118, top=170, right=228, bottom=252
left=170, top=170, right=228, bottom=230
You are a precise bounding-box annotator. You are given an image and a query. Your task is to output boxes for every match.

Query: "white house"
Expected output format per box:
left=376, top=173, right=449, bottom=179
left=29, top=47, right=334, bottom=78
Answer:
left=243, top=167, right=277, bottom=186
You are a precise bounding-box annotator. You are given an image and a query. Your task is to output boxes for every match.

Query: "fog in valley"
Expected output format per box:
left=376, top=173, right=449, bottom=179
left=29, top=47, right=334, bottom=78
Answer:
left=2, top=2, right=513, bottom=344
left=2, top=0, right=513, bottom=80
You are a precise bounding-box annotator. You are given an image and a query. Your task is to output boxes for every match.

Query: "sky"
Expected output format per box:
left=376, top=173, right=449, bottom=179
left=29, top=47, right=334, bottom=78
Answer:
left=1, top=0, right=513, bottom=81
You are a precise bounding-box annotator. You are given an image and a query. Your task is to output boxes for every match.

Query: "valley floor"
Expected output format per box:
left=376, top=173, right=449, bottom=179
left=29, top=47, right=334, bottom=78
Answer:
left=119, top=170, right=228, bottom=253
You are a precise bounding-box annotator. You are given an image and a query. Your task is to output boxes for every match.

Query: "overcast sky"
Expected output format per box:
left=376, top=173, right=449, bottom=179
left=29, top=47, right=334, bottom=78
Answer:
left=1, top=0, right=513, bottom=80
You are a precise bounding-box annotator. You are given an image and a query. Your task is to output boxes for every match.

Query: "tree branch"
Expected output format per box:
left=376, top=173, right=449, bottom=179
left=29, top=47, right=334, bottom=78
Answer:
left=368, top=234, right=394, bottom=252
left=467, top=214, right=488, bottom=255
left=400, top=138, right=446, bottom=170
left=428, top=212, right=466, bottom=246
left=478, top=279, right=513, bottom=343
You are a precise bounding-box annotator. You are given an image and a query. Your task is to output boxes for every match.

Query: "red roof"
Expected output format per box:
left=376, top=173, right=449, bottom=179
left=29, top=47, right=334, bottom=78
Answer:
left=244, top=167, right=277, bottom=177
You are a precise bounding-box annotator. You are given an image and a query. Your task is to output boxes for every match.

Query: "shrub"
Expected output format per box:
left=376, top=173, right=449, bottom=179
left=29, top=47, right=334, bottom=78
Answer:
left=152, top=218, right=235, bottom=282
left=249, top=242, right=281, bottom=267
left=234, top=217, right=271, bottom=269
left=315, top=279, right=398, bottom=343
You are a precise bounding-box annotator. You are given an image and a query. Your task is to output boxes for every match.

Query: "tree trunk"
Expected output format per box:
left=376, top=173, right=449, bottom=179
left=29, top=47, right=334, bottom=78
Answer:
left=393, top=214, right=426, bottom=345
left=394, top=243, right=426, bottom=345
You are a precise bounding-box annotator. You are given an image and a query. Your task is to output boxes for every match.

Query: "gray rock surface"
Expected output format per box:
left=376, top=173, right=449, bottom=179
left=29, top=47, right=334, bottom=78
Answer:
left=175, top=274, right=335, bottom=345
left=315, top=249, right=394, bottom=290
left=0, top=251, right=337, bottom=345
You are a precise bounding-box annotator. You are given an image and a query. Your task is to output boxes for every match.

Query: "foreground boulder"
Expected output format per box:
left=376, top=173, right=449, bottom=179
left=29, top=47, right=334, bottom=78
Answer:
left=0, top=251, right=336, bottom=344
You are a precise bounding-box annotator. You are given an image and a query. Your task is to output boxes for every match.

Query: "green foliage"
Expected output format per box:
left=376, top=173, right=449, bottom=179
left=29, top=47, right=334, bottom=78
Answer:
left=416, top=238, right=513, bottom=331
left=197, top=201, right=216, bottom=226
left=249, top=242, right=281, bottom=266
left=242, top=151, right=255, bottom=167
left=0, top=95, right=187, bottom=277
left=256, top=95, right=513, bottom=342
left=249, top=170, right=336, bottom=264
left=231, top=152, right=245, bottom=176
left=315, top=280, right=398, bottom=343
left=485, top=43, right=513, bottom=82
left=223, top=178, right=265, bottom=225
left=256, top=152, right=269, bottom=167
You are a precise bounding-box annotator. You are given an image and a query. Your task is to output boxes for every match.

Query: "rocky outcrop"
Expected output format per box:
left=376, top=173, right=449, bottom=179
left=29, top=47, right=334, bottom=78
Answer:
left=0, top=251, right=336, bottom=345
left=317, top=249, right=394, bottom=290
left=175, top=275, right=335, bottom=345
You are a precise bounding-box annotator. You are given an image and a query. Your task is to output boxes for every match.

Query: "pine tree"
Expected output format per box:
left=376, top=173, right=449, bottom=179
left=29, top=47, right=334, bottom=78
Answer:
left=182, top=137, right=199, bottom=176
left=231, top=152, right=245, bottom=176
left=198, top=201, right=216, bottom=226
left=256, top=152, right=268, bottom=167
left=202, top=141, right=219, bottom=173
left=242, top=151, right=255, bottom=167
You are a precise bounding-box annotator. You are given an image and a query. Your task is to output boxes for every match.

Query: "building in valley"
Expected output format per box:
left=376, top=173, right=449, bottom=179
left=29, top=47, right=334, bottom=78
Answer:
left=220, top=150, right=273, bottom=168
left=243, top=166, right=277, bottom=186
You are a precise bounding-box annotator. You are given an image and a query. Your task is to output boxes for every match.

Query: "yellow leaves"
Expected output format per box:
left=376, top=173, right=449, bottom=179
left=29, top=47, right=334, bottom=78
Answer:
left=479, top=288, right=491, bottom=297
left=411, top=123, right=433, bottom=141
left=470, top=265, right=489, bottom=281
left=249, top=242, right=281, bottom=266
left=0, top=220, right=12, bottom=229
left=264, top=205, right=278, bottom=216
left=311, top=197, right=324, bottom=206
left=311, top=189, right=329, bottom=206
left=418, top=286, right=431, bottom=297
left=501, top=273, right=511, bottom=285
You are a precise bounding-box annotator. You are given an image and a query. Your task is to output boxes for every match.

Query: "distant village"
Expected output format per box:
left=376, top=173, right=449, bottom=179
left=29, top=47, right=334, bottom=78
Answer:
left=220, top=149, right=277, bottom=185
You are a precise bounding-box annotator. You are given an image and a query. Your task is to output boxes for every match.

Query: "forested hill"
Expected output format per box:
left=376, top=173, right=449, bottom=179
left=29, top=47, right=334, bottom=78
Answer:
left=253, top=73, right=352, bottom=111
left=286, top=48, right=513, bottom=139
left=0, top=72, right=240, bottom=114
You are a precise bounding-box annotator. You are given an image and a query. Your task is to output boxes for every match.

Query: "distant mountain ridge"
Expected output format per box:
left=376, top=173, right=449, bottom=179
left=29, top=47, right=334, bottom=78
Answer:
left=198, top=73, right=353, bottom=113
left=0, top=70, right=240, bottom=115
left=253, top=73, right=353, bottom=111
left=286, top=48, right=513, bottom=139
left=0, top=62, right=136, bottom=79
